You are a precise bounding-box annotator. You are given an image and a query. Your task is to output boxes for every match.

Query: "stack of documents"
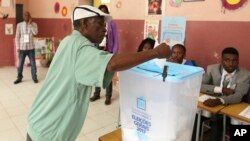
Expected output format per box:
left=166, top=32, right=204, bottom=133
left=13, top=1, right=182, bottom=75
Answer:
left=198, top=95, right=217, bottom=102
left=239, top=106, right=250, bottom=119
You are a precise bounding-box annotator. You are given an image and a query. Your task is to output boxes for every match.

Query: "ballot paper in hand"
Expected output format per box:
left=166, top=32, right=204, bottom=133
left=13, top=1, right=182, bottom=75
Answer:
left=239, top=106, right=250, bottom=119
left=198, top=95, right=217, bottom=102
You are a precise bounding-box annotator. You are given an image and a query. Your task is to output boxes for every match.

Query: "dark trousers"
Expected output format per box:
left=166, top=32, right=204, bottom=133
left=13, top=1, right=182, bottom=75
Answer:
left=191, top=114, right=224, bottom=141
left=209, top=114, right=224, bottom=141
left=17, top=49, right=37, bottom=80
left=94, top=81, right=112, bottom=98
left=27, top=134, right=32, bottom=141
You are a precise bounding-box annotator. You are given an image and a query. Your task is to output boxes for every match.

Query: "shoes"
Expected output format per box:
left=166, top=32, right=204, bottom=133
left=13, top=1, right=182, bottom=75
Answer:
left=14, top=79, right=22, bottom=84
left=90, top=95, right=100, bottom=102
left=14, top=79, right=38, bottom=84
left=33, top=79, right=38, bottom=83
left=105, top=97, right=111, bottom=105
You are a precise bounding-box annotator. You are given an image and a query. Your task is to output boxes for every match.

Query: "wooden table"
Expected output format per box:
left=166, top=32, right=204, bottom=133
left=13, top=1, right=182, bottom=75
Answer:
left=195, top=99, right=225, bottom=141
left=198, top=101, right=225, bottom=113
left=99, top=128, right=122, bottom=141
left=197, top=93, right=225, bottom=114
left=220, top=102, right=250, bottom=141
left=220, top=102, right=250, bottom=123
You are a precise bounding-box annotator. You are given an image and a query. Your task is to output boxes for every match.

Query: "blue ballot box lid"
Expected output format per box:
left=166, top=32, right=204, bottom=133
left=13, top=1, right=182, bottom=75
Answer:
left=130, top=60, right=204, bottom=82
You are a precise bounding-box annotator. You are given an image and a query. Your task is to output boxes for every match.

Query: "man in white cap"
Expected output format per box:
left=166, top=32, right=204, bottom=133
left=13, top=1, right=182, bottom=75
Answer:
left=26, top=5, right=171, bottom=141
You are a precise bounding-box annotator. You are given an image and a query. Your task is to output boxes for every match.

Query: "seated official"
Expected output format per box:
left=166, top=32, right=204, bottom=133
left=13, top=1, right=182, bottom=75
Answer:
left=192, top=47, right=250, bottom=141
left=166, top=44, right=196, bottom=66
left=137, top=38, right=155, bottom=52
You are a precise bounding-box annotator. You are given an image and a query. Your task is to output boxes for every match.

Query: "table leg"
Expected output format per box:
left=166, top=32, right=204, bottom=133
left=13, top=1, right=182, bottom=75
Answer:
left=222, top=115, right=226, bottom=141
left=117, top=108, right=121, bottom=128
left=196, top=109, right=201, bottom=141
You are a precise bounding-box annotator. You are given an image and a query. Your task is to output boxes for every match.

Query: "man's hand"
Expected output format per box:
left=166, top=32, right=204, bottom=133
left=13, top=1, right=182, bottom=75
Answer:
left=28, top=16, right=32, bottom=24
left=203, top=98, right=222, bottom=107
left=153, top=43, right=171, bottom=59
left=167, top=57, right=177, bottom=63
left=222, top=88, right=235, bottom=96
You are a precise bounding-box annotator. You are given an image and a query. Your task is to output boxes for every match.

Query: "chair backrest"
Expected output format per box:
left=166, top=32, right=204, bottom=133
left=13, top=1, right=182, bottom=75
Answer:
left=191, top=60, right=197, bottom=66
left=241, top=87, right=250, bottom=103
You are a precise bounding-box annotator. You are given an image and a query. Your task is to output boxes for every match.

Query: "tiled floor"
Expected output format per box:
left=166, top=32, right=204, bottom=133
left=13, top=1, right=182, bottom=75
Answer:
left=0, top=66, right=120, bottom=141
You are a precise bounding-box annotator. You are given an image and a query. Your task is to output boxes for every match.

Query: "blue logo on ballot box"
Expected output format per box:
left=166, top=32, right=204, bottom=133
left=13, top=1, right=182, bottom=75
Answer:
left=132, top=97, right=151, bottom=139
left=137, top=96, right=146, bottom=111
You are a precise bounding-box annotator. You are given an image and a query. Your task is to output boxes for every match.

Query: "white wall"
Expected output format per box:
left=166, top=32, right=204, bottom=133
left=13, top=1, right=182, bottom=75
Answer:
left=29, top=0, right=78, bottom=18
left=110, top=0, right=250, bottom=21
left=2, top=0, right=249, bottom=21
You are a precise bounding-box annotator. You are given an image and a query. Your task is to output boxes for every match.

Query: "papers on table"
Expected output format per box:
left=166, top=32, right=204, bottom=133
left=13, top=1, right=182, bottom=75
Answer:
left=239, top=106, right=250, bottom=119
left=198, top=95, right=217, bottom=102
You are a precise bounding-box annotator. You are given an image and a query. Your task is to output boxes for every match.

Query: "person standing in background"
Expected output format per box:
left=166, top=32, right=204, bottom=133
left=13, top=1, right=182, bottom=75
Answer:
left=90, top=4, right=119, bottom=105
left=14, top=11, right=38, bottom=84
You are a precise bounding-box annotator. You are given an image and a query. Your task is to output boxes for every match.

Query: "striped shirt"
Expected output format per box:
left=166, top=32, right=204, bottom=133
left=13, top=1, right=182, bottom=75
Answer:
left=15, top=21, right=38, bottom=50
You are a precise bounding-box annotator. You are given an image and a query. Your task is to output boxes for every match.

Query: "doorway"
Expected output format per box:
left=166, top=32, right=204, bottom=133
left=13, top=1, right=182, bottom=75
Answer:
left=16, top=4, right=23, bottom=25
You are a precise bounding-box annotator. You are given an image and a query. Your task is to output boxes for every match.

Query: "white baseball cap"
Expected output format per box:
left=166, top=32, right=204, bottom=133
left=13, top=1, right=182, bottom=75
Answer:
left=72, top=5, right=111, bottom=22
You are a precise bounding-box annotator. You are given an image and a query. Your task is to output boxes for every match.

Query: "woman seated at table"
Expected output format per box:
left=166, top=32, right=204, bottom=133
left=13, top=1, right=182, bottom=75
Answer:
left=137, top=38, right=155, bottom=52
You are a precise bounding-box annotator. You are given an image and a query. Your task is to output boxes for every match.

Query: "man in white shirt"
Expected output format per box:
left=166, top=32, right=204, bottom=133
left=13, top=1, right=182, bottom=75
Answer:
left=14, top=11, right=38, bottom=84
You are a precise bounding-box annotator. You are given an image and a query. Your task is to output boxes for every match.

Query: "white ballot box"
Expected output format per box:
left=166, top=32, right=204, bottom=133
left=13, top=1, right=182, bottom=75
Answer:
left=118, top=61, right=204, bottom=141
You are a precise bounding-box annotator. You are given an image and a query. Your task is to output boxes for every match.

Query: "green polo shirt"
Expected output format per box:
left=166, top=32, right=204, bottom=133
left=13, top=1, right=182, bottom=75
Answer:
left=27, top=30, right=114, bottom=141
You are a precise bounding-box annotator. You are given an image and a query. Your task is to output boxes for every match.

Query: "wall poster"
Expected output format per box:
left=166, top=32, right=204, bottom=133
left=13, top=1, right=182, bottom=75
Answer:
left=147, top=0, right=165, bottom=16
left=160, top=16, right=186, bottom=47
